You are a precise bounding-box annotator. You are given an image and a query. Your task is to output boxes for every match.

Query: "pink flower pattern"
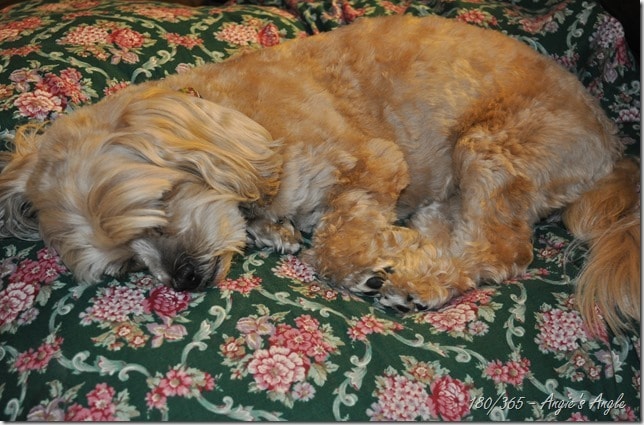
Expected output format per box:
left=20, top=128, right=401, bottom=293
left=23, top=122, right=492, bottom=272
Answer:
left=269, top=315, right=336, bottom=362
left=13, top=336, right=63, bottom=373
left=223, top=310, right=343, bottom=405
left=368, top=365, right=473, bottom=421
left=424, top=303, right=478, bottom=333
left=76, top=280, right=202, bottom=351
left=218, top=274, right=262, bottom=294
left=146, top=365, right=216, bottom=412
left=0, top=281, right=38, bottom=327
left=164, top=33, right=203, bottom=49
left=8, top=66, right=93, bottom=120
left=0, top=16, right=44, bottom=42
left=107, top=28, right=145, bottom=49
left=80, top=285, right=147, bottom=324
left=13, top=90, right=62, bottom=120
left=428, top=375, right=472, bottom=421
left=456, top=9, right=498, bottom=27
left=143, top=285, right=191, bottom=318
left=0, top=248, right=67, bottom=329
left=215, top=22, right=260, bottom=46
left=347, top=314, right=403, bottom=341
left=147, top=319, right=188, bottom=348
left=368, top=371, right=432, bottom=420
left=272, top=254, right=316, bottom=283
left=484, top=357, right=531, bottom=387
left=535, top=308, right=589, bottom=353
left=248, top=346, right=307, bottom=393
left=236, top=315, right=276, bottom=349
left=59, top=24, right=109, bottom=46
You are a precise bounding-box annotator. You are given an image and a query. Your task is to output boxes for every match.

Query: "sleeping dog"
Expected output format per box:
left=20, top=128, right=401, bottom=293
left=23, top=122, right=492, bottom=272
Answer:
left=0, top=15, right=639, bottom=334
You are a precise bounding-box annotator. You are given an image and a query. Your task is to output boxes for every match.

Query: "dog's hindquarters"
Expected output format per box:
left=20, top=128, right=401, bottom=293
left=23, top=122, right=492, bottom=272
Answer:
left=563, top=157, right=641, bottom=335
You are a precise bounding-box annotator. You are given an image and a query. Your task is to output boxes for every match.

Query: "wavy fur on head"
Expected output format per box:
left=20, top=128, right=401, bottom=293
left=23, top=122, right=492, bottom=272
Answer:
left=0, top=87, right=282, bottom=290
left=0, top=15, right=639, bottom=334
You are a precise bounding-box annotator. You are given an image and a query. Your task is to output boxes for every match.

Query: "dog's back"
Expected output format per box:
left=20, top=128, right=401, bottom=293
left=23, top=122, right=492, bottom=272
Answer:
left=160, top=15, right=623, bottom=220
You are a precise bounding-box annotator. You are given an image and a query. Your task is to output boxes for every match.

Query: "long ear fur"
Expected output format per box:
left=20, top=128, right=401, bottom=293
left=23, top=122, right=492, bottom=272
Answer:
left=0, top=87, right=282, bottom=284
left=52, top=162, right=187, bottom=282
left=0, top=125, right=42, bottom=240
left=113, top=87, right=283, bottom=204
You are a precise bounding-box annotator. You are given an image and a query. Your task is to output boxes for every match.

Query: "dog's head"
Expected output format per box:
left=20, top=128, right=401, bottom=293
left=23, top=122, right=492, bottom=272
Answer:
left=0, top=86, right=282, bottom=291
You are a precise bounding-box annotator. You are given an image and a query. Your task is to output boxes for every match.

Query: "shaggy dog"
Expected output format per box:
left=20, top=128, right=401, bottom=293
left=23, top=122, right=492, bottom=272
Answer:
left=0, top=15, right=639, bottom=334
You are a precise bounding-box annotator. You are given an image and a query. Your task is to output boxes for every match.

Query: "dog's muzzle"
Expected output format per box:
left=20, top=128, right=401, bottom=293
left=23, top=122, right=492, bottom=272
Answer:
left=171, top=255, right=220, bottom=292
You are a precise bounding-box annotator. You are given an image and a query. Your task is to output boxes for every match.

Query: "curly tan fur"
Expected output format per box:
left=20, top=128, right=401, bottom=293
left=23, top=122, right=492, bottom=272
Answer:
left=0, top=15, right=639, bottom=333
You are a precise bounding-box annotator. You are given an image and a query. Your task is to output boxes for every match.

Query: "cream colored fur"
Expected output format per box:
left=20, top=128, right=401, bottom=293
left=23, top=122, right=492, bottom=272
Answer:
left=0, top=15, right=639, bottom=334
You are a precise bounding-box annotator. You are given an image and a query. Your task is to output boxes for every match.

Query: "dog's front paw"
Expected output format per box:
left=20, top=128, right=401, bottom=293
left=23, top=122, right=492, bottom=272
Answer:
left=347, top=263, right=471, bottom=314
left=342, top=268, right=428, bottom=313
left=378, top=280, right=456, bottom=314
left=247, top=217, right=302, bottom=254
left=378, top=282, right=428, bottom=313
left=349, top=268, right=392, bottom=297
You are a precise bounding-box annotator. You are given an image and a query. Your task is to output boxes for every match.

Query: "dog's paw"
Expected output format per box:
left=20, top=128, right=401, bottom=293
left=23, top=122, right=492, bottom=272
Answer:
left=247, top=217, right=302, bottom=254
left=379, top=283, right=431, bottom=313
left=347, top=267, right=462, bottom=314
left=351, top=269, right=391, bottom=297
left=345, top=268, right=423, bottom=313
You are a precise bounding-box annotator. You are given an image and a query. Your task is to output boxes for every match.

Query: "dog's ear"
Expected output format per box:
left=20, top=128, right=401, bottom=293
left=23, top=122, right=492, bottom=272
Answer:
left=113, top=87, right=282, bottom=203
left=0, top=125, right=41, bottom=240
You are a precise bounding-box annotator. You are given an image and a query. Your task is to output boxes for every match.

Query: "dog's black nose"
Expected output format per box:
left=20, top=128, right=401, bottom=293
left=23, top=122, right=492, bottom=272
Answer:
left=172, top=260, right=201, bottom=291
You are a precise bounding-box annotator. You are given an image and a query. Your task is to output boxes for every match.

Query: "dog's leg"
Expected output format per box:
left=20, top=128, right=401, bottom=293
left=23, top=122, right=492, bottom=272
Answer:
left=368, top=197, right=475, bottom=311
left=409, top=198, right=459, bottom=253
left=304, top=188, right=439, bottom=304
left=308, top=189, right=478, bottom=312
left=448, top=127, right=539, bottom=284
left=378, top=127, right=539, bottom=312
left=246, top=216, right=302, bottom=253
left=301, top=138, right=424, bottom=302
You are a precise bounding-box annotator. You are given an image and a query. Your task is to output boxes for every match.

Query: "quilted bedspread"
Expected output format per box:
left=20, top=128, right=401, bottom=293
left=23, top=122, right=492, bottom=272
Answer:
left=0, top=0, right=640, bottom=421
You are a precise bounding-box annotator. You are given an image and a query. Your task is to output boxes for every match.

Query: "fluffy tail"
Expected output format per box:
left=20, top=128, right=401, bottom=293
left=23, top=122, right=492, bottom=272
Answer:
left=563, top=157, right=640, bottom=335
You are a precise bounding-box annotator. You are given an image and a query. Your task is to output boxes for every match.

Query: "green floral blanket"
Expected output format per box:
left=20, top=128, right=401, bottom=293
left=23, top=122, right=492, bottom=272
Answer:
left=0, top=0, right=640, bottom=421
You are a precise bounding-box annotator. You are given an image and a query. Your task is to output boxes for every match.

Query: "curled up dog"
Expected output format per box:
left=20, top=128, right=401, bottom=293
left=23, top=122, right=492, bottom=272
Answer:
left=0, top=15, right=639, bottom=335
